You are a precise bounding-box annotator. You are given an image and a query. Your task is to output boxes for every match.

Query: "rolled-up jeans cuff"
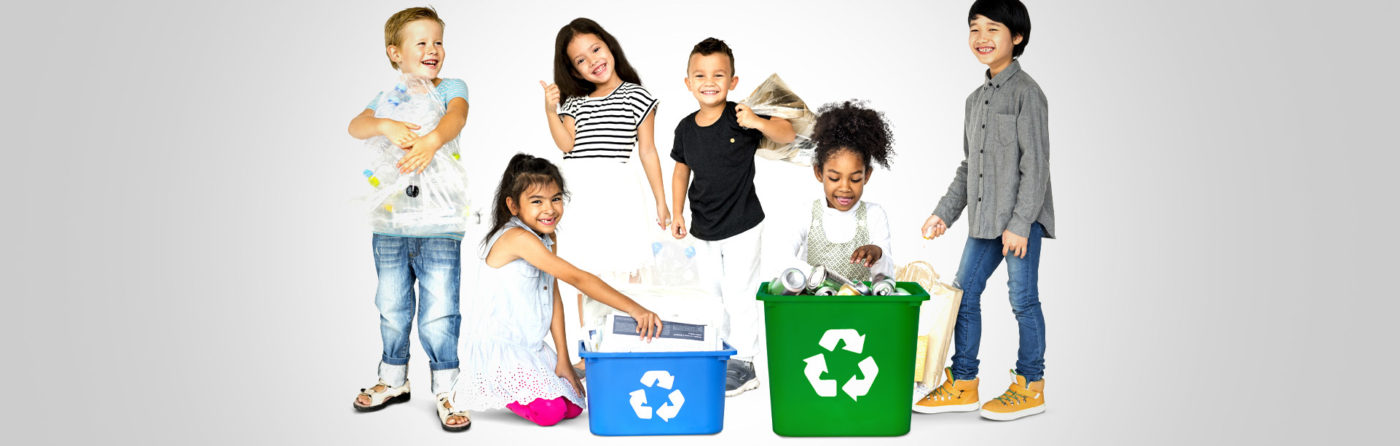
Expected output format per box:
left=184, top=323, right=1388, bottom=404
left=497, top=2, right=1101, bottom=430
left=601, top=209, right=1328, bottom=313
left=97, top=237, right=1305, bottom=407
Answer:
left=378, top=361, right=408, bottom=387
left=431, top=368, right=460, bottom=396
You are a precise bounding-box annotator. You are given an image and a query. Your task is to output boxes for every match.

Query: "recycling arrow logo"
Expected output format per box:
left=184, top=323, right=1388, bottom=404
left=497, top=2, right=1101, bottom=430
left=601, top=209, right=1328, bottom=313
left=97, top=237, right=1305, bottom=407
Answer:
left=803, top=329, right=879, bottom=401
left=628, top=370, right=685, bottom=422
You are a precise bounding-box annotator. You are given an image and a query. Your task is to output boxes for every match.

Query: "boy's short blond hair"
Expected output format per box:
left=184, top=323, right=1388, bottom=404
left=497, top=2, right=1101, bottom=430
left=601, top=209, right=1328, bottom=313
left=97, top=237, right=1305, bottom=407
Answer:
left=384, top=7, right=445, bottom=69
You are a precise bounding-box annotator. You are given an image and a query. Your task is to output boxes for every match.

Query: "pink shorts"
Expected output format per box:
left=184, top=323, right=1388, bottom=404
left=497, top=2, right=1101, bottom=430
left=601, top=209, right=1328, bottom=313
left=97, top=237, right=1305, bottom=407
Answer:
left=506, top=397, right=584, bottom=427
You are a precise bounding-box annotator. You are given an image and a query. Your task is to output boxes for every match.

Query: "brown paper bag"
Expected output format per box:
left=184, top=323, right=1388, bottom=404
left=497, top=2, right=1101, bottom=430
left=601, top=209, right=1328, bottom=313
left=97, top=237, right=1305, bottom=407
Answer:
left=897, top=261, right=964, bottom=387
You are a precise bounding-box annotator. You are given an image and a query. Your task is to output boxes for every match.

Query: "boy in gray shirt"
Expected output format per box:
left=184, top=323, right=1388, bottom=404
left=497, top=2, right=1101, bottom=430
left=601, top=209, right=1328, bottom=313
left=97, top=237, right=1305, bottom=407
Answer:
left=917, top=0, right=1054, bottom=422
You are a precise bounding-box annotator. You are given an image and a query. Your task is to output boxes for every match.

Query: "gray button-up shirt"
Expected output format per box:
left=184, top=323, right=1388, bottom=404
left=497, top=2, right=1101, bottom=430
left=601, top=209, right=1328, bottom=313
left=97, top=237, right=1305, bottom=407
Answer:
left=933, top=60, right=1055, bottom=239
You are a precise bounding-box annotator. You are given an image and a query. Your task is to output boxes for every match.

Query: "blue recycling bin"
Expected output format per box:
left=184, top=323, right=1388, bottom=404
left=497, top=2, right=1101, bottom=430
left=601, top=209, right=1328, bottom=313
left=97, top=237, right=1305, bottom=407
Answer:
left=579, top=341, right=736, bottom=435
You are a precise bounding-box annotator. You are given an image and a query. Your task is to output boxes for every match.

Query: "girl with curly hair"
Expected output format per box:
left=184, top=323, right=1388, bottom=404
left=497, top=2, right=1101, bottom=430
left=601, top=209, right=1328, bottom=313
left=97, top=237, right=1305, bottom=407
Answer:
left=787, top=100, right=895, bottom=282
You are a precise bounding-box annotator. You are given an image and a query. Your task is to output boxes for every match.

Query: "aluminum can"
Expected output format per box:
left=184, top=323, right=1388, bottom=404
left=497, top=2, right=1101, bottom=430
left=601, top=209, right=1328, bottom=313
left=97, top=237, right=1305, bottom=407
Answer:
left=871, top=279, right=898, bottom=296
left=768, top=267, right=806, bottom=295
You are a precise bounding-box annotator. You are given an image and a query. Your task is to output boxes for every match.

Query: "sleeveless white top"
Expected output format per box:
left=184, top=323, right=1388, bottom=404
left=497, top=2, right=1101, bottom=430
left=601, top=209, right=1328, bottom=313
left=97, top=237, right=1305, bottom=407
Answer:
left=450, top=217, right=584, bottom=410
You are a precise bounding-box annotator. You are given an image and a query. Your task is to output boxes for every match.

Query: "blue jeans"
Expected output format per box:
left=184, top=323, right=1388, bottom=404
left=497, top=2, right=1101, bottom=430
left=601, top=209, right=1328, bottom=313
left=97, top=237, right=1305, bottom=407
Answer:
left=373, top=234, right=461, bottom=371
left=950, top=222, right=1046, bottom=382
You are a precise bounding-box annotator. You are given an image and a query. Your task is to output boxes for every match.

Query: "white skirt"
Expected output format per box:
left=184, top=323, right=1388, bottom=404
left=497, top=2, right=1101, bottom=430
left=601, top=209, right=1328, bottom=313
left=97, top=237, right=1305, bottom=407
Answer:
left=557, top=155, right=656, bottom=275
left=451, top=337, right=586, bottom=410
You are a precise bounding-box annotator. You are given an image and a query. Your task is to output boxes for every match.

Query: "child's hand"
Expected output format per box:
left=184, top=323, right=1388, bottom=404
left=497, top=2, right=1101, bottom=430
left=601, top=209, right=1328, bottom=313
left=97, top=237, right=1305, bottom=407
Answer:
left=851, top=244, right=883, bottom=268
left=396, top=135, right=443, bottom=174
left=540, top=80, right=561, bottom=114
left=1001, top=229, right=1028, bottom=259
left=735, top=103, right=763, bottom=130
left=628, top=308, right=663, bottom=342
left=377, top=119, right=421, bottom=148
left=670, top=214, right=687, bottom=239
left=922, top=214, right=948, bottom=239
left=556, top=360, right=585, bottom=397
left=655, top=203, right=671, bottom=229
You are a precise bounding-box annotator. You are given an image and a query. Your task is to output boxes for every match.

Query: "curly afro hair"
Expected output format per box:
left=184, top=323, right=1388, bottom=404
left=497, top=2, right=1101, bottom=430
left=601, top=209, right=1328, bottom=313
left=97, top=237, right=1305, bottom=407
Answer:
left=811, top=100, right=894, bottom=170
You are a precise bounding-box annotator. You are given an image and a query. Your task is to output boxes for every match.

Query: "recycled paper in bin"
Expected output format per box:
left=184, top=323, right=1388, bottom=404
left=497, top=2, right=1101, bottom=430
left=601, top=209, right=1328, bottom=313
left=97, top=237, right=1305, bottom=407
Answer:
left=758, top=282, right=928, bottom=436
left=579, top=341, right=736, bottom=436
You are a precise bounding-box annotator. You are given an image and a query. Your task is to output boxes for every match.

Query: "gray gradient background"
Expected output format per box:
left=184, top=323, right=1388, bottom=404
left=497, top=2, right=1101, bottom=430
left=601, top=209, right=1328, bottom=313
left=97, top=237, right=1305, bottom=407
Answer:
left=2, top=0, right=1394, bottom=443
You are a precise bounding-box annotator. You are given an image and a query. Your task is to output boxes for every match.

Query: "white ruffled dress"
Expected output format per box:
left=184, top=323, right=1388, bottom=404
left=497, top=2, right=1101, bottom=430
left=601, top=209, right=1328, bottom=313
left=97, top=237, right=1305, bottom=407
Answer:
left=450, top=217, right=585, bottom=410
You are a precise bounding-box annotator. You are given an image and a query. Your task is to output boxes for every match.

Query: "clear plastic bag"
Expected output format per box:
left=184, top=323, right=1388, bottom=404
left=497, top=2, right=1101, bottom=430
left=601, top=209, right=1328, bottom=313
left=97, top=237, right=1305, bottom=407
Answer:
left=578, top=235, right=706, bottom=332
left=739, top=73, right=818, bottom=166
left=645, top=237, right=701, bottom=288
left=361, top=74, right=470, bottom=235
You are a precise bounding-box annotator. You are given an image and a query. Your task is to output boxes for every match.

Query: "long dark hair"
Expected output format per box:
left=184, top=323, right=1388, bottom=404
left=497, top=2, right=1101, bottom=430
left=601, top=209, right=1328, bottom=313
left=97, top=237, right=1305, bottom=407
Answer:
left=552, top=18, right=642, bottom=100
left=483, top=153, right=569, bottom=245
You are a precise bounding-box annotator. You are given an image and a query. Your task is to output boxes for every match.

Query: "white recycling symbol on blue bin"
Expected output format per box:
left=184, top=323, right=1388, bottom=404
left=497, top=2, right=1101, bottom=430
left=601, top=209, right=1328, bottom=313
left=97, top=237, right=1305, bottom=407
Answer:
left=629, top=370, right=685, bottom=422
left=803, top=329, right=879, bottom=401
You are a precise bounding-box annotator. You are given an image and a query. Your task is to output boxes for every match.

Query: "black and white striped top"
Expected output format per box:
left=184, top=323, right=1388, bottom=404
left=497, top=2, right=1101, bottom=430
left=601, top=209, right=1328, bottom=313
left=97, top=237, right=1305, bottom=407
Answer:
left=557, top=82, right=658, bottom=160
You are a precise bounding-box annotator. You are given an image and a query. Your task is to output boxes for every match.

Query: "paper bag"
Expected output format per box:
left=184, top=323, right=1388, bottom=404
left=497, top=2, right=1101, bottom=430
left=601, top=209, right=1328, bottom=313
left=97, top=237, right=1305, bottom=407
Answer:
left=898, top=261, right=964, bottom=387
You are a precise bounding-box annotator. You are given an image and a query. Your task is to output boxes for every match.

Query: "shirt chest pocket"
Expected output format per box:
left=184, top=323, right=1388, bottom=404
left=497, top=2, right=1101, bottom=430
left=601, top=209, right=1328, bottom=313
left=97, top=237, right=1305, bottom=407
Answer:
left=994, top=113, right=1018, bottom=147
left=517, top=262, right=541, bottom=279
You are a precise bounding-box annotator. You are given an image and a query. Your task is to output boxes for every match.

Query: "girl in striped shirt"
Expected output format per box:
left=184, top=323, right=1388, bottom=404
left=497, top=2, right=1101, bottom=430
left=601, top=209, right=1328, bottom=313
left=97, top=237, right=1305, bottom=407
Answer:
left=539, top=18, right=669, bottom=348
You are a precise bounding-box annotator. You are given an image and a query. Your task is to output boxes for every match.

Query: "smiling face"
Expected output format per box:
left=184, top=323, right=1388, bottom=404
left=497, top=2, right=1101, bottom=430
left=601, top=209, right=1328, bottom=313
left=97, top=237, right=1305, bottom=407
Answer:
left=685, top=52, right=738, bottom=108
left=388, top=19, right=444, bottom=79
left=969, top=14, right=1022, bottom=73
left=507, top=181, right=565, bottom=235
left=566, top=33, right=617, bottom=87
left=815, top=149, right=869, bottom=212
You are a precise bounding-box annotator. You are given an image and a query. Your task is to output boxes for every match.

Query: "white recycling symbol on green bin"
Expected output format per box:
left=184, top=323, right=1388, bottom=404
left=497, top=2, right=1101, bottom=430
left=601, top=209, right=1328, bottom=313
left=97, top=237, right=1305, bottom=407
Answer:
left=803, top=329, right=879, bottom=401
left=629, top=370, right=685, bottom=422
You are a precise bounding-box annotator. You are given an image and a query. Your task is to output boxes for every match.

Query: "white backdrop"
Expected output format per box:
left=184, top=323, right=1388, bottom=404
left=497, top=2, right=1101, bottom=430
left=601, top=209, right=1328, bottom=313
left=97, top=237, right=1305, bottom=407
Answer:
left=1, top=0, right=1395, bottom=444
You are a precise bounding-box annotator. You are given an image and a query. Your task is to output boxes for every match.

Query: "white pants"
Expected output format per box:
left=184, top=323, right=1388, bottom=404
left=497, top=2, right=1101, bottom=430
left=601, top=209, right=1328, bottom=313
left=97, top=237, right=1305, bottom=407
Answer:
left=693, top=223, right=763, bottom=360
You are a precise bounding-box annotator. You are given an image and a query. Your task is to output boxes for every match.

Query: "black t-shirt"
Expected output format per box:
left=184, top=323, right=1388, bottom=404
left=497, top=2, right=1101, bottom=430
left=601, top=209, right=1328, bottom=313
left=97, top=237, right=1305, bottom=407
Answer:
left=671, top=102, right=767, bottom=241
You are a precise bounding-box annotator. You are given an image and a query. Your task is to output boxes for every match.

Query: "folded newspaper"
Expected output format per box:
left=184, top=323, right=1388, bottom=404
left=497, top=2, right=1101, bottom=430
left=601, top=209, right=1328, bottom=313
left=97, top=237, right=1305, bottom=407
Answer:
left=739, top=73, right=818, bottom=166
left=594, top=314, right=721, bottom=353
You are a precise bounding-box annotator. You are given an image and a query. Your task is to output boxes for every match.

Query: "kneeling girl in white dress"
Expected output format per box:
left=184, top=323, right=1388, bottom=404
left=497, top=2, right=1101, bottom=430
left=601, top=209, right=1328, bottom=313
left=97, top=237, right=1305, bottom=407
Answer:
left=449, top=153, right=663, bottom=427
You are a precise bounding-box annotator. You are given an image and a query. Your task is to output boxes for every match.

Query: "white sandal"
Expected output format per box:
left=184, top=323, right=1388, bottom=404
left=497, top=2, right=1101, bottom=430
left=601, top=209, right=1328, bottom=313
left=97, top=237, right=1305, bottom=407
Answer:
left=353, top=380, right=410, bottom=412
left=437, top=394, right=471, bottom=432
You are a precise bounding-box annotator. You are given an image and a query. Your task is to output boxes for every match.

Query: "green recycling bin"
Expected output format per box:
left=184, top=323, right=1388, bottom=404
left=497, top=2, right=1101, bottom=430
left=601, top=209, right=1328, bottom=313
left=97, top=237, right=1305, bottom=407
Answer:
left=758, top=282, right=928, bottom=436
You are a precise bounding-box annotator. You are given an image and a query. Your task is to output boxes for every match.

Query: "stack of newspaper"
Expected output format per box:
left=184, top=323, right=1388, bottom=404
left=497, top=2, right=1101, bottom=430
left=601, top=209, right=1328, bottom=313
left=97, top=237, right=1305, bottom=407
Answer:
left=592, top=314, right=722, bottom=353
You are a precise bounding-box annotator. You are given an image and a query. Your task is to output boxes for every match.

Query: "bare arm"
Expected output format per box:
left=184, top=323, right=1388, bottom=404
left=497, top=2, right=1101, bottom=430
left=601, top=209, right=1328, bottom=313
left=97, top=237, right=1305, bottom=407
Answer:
left=490, top=228, right=662, bottom=339
left=762, top=116, right=796, bottom=144
left=670, top=162, right=690, bottom=239
left=420, top=97, right=468, bottom=148
left=550, top=275, right=583, bottom=395
left=395, top=97, right=469, bottom=174
left=540, top=81, right=576, bottom=152
left=735, top=104, right=796, bottom=144
left=348, top=108, right=379, bottom=139
left=636, top=109, right=670, bottom=229
left=348, top=108, right=420, bottom=140
left=546, top=114, right=577, bottom=153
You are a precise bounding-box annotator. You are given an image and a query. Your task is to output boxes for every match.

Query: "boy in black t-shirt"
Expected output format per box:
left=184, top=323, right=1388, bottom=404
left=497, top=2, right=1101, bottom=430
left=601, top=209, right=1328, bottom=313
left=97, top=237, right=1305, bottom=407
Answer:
left=669, top=37, right=795, bottom=397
